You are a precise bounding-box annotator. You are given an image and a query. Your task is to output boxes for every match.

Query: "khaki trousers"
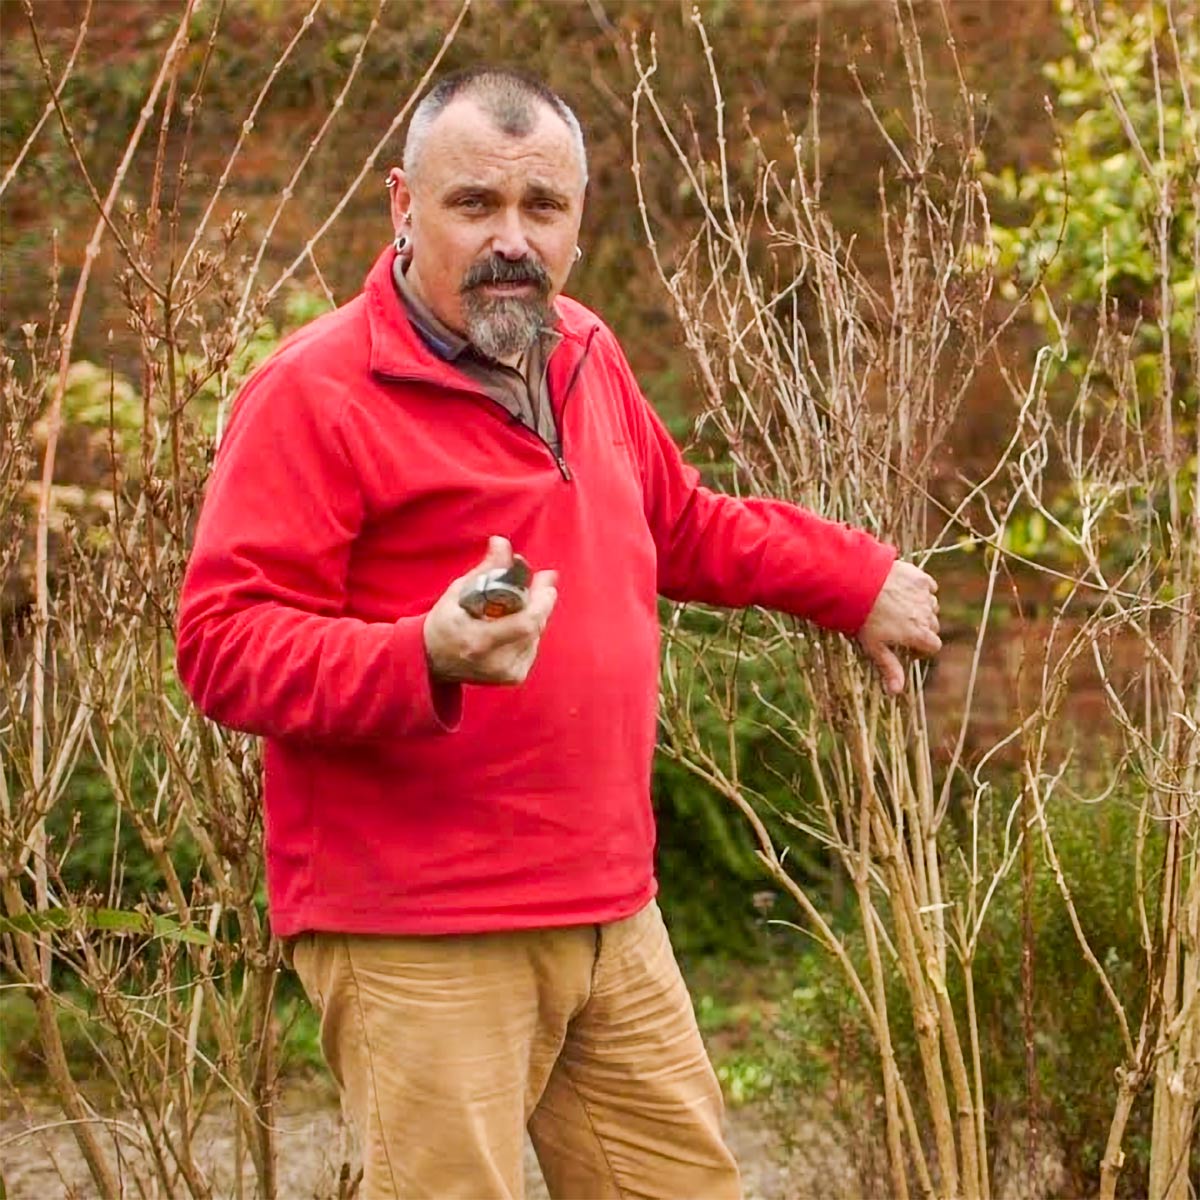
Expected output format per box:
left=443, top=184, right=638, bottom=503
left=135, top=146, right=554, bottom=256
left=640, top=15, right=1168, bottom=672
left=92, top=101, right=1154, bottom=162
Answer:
left=290, top=900, right=742, bottom=1199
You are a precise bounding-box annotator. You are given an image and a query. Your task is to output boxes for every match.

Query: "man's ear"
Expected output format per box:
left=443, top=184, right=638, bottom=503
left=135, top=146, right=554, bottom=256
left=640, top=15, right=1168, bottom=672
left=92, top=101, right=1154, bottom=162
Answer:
left=387, top=168, right=414, bottom=235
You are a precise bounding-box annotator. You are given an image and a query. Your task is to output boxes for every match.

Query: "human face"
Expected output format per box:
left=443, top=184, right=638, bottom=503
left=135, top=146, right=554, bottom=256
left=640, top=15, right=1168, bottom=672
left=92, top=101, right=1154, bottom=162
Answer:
left=388, top=98, right=585, bottom=363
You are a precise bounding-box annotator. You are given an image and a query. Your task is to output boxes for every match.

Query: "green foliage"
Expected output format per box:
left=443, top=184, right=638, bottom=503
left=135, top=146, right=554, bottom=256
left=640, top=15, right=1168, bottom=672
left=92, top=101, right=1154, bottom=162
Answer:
left=0, top=985, right=116, bottom=1085
left=962, top=794, right=1157, bottom=1193
left=276, top=992, right=325, bottom=1074
left=762, top=788, right=1163, bottom=1197
left=58, top=361, right=143, bottom=455
left=0, top=907, right=212, bottom=944
left=988, top=0, right=1197, bottom=361
left=985, top=0, right=1198, bottom=579
left=654, top=605, right=832, bottom=958
left=716, top=1054, right=775, bottom=1108
left=48, top=754, right=201, bottom=902
left=687, top=956, right=796, bottom=1107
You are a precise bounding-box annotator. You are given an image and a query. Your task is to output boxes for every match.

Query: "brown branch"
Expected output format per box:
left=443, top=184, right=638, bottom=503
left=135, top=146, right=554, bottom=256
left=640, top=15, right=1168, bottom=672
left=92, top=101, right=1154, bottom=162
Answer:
left=176, top=0, right=325, bottom=277
left=27, top=0, right=196, bottom=994
left=22, top=3, right=169, bottom=301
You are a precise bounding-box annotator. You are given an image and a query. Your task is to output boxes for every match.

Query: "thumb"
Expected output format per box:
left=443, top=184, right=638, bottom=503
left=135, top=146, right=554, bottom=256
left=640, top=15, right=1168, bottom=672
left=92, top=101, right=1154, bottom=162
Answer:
left=449, top=536, right=513, bottom=598
left=866, top=643, right=906, bottom=696
left=480, top=535, right=513, bottom=572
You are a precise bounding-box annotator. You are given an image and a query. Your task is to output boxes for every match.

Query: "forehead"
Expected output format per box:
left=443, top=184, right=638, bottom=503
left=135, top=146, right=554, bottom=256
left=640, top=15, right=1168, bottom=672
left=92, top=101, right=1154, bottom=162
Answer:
left=416, top=97, right=583, bottom=195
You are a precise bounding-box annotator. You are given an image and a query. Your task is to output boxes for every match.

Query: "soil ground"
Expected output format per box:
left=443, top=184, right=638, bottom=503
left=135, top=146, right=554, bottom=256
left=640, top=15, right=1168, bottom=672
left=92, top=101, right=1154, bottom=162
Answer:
left=0, top=1077, right=855, bottom=1199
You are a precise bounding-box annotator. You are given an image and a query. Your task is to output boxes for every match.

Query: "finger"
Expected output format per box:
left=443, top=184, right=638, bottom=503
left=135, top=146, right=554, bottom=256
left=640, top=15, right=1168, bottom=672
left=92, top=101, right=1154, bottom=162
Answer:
left=481, top=534, right=513, bottom=571
left=526, top=571, right=559, bottom=625
left=475, top=589, right=559, bottom=650
left=909, top=625, right=942, bottom=655
left=529, top=568, right=559, bottom=596
left=448, top=536, right=513, bottom=595
left=868, top=645, right=907, bottom=695
left=473, top=608, right=542, bottom=651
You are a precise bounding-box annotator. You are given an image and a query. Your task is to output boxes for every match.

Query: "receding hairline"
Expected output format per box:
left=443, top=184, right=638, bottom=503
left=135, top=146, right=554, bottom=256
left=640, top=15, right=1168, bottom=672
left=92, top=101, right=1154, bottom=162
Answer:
left=403, top=69, right=588, bottom=187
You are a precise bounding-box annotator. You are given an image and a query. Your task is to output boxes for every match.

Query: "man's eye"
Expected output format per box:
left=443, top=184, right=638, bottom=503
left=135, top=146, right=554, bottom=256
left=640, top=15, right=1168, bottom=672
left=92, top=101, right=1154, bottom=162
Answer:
left=457, top=196, right=486, bottom=210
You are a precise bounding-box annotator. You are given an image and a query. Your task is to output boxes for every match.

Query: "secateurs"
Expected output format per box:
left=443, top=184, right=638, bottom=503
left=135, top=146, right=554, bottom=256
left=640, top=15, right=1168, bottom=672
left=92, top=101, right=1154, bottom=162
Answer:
left=459, top=555, right=532, bottom=619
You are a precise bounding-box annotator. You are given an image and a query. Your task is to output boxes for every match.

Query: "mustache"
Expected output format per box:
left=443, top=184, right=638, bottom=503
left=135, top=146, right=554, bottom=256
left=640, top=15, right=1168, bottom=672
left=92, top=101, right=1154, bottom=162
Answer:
left=461, top=254, right=551, bottom=294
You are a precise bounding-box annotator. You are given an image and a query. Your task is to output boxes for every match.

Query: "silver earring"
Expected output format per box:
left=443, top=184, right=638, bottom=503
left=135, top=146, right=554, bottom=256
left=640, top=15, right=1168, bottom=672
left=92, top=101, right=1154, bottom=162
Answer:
left=384, top=176, right=397, bottom=189
left=394, top=235, right=407, bottom=253
left=574, top=245, right=582, bottom=262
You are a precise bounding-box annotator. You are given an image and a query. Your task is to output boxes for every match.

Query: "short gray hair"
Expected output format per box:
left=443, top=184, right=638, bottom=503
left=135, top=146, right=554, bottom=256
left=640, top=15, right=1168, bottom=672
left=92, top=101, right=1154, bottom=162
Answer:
left=404, top=68, right=588, bottom=187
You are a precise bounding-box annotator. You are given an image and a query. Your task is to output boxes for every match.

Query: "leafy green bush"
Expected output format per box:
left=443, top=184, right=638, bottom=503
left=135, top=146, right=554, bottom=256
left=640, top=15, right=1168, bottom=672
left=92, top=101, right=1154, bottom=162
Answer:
left=1, top=983, right=119, bottom=1085
left=763, top=789, right=1162, bottom=1197
left=989, top=0, right=1196, bottom=355
left=987, top=0, right=1198, bottom=578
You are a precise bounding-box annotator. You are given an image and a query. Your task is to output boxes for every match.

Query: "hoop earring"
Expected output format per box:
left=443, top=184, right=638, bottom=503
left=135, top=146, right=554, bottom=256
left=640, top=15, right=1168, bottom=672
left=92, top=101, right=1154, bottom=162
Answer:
left=394, top=235, right=408, bottom=253
left=574, top=245, right=582, bottom=262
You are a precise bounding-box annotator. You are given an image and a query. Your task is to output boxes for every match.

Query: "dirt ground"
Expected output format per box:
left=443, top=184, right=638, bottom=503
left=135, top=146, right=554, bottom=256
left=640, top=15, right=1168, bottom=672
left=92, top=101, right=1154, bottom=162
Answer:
left=0, top=1079, right=860, bottom=1200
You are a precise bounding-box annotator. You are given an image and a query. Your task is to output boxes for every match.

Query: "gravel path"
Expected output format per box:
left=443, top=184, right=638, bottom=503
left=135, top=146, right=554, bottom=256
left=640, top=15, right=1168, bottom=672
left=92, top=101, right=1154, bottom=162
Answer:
left=1, top=1080, right=855, bottom=1199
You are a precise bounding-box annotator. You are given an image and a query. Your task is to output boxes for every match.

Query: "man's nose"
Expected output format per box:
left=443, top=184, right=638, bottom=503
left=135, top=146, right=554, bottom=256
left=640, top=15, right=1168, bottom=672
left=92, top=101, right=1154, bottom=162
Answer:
left=490, top=208, right=532, bottom=260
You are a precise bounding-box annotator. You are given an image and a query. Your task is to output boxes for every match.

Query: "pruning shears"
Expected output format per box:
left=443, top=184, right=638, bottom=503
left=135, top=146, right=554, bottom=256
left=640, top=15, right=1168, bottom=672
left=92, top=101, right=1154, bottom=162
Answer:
left=459, top=555, right=532, bottom=619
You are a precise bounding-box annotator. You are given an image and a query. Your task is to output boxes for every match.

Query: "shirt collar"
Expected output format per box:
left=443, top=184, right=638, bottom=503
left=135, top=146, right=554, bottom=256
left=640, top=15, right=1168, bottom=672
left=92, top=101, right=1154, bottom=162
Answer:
left=391, top=255, right=472, bottom=362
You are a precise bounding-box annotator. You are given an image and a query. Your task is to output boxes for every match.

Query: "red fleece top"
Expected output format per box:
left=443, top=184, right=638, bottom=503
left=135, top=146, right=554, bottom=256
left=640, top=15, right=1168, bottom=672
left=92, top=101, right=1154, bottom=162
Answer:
left=176, top=247, right=897, bottom=936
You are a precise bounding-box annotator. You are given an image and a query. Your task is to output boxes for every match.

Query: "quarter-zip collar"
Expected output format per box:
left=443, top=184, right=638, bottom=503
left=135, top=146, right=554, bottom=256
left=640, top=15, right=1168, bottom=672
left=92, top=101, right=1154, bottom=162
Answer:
left=391, top=253, right=565, bottom=453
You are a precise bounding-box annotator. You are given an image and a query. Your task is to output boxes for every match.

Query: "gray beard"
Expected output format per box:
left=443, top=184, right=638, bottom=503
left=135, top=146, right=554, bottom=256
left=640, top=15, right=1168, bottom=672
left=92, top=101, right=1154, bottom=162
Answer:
left=461, top=292, right=549, bottom=361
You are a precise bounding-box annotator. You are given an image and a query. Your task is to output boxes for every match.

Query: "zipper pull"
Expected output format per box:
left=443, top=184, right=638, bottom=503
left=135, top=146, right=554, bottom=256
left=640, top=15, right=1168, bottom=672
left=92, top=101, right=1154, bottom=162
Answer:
left=555, top=454, right=572, bottom=481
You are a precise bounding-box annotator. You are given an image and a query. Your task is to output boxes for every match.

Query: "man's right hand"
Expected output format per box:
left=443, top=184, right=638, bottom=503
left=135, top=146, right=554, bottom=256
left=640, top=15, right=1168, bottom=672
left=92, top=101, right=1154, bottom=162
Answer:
left=423, top=536, right=559, bottom=685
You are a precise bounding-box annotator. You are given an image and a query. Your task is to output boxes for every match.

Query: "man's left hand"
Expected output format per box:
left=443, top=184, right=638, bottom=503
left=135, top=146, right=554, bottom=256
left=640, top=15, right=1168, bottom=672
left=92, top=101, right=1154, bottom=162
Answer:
left=856, top=560, right=941, bottom=696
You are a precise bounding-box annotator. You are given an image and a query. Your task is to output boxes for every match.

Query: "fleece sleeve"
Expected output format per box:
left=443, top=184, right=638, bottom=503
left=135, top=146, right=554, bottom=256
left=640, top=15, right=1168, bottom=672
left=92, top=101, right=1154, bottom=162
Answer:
left=615, top=342, right=897, bottom=635
left=175, top=361, right=461, bottom=742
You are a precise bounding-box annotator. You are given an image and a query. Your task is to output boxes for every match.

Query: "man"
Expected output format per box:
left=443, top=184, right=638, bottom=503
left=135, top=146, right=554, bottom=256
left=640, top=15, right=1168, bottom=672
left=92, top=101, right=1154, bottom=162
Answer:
left=176, top=68, right=940, bottom=1200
